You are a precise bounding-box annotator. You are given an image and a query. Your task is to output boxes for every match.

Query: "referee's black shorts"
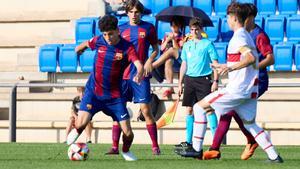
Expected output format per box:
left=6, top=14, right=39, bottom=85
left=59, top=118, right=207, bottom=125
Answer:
left=182, top=75, right=212, bottom=107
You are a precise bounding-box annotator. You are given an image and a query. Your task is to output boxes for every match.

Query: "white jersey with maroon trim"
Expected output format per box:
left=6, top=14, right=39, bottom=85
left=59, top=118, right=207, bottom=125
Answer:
left=226, top=27, right=259, bottom=98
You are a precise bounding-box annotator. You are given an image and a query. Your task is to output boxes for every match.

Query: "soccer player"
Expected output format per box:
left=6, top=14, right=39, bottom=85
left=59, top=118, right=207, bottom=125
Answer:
left=172, top=17, right=219, bottom=153
left=179, top=2, right=283, bottom=163
left=65, top=87, right=92, bottom=143
left=203, top=3, right=276, bottom=161
left=66, top=15, right=143, bottom=161
left=106, top=0, right=161, bottom=155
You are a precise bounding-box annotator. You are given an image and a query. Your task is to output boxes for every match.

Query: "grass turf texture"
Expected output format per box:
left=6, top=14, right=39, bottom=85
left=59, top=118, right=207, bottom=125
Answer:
left=0, top=143, right=299, bottom=169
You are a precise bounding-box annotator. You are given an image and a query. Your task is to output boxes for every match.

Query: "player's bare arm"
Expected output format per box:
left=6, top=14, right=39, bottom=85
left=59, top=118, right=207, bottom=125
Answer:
left=258, top=53, right=274, bottom=69
left=211, top=60, right=219, bottom=92
left=144, top=43, right=159, bottom=76
left=132, top=60, right=144, bottom=84
left=178, top=61, right=187, bottom=96
left=75, top=41, right=89, bottom=55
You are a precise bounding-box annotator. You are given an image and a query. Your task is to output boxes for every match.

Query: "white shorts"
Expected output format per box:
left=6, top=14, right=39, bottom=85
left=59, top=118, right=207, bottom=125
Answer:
left=204, top=88, right=257, bottom=124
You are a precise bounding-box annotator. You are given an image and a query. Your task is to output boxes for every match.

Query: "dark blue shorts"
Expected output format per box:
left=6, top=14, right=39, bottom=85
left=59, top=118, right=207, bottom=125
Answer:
left=122, top=78, right=151, bottom=104
left=79, top=88, right=129, bottom=122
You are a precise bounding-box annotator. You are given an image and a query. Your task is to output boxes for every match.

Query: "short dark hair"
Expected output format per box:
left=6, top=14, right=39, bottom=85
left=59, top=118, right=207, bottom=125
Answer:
left=98, top=15, right=118, bottom=32
left=125, top=0, right=144, bottom=13
left=170, top=17, right=184, bottom=30
left=189, top=17, right=203, bottom=29
left=244, top=3, right=257, bottom=17
left=227, top=1, right=248, bottom=25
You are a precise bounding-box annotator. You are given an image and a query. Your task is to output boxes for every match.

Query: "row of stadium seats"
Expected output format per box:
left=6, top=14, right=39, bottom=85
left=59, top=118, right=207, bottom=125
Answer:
left=75, top=15, right=300, bottom=44
left=139, top=0, right=299, bottom=16
left=39, top=43, right=300, bottom=72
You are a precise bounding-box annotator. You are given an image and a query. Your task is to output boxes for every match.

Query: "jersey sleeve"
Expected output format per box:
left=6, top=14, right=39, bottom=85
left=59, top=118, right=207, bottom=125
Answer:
left=256, top=33, right=273, bottom=57
left=208, top=42, right=219, bottom=61
left=87, top=36, right=98, bottom=50
left=180, top=43, right=188, bottom=62
left=127, top=44, right=139, bottom=63
left=147, top=24, right=158, bottom=46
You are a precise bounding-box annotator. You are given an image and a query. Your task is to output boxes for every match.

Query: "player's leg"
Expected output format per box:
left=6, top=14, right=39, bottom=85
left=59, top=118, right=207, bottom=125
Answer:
left=163, top=58, right=174, bottom=97
left=179, top=99, right=213, bottom=159
left=67, top=110, right=92, bottom=145
left=231, top=112, right=257, bottom=160
left=107, top=80, right=131, bottom=154
left=106, top=121, right=121, bottom=155
left=175, top=76, right=195, bottom=152
left=65, top=115, right=75, bottom=142
left=152, top=47, right=179, bottom=68
left=132, top=78, right=160, bottom=155
left=85, top=122, right=93, bottom=143
left=107, top=100, right=137, bottom=161
left=140, top=102, right=160, bottom=155
left=236, top=100, right=283, bottom=163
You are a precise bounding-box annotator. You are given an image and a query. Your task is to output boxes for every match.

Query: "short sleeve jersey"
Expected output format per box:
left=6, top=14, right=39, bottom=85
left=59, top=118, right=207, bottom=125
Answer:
left=180, top=38, right=218, bottom=77
left=119, top=20, right=158, bottom=79
left=87, top=35, right=139, bottom=99
left=226, top=28, right=259, bottom=98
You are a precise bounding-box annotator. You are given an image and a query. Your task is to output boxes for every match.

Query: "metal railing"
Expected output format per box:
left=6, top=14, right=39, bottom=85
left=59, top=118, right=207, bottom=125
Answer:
left=1, top=82, right=300, bottom=142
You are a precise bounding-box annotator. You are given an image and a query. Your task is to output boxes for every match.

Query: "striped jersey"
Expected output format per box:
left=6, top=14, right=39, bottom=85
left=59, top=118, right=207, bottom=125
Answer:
left=119, top=20, right=158, bottom=79
left=226, top=27, right=259, bottom=98
left=87, top=35, right=139, bottom=99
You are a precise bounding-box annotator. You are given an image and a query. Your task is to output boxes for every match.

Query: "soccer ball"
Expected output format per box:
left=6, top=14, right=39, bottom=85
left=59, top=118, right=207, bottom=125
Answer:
left=68, top=143, right=90, bottom=161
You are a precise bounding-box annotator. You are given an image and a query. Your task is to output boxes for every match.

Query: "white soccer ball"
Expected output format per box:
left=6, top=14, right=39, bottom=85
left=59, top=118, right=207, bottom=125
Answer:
left=68, top=143, right=90, bottom=161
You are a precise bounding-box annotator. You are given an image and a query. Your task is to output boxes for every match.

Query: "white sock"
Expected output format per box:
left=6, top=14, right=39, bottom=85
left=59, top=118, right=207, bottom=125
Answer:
left=245, top=123, right=278, bottom=160
left=192, top=103, right=207, bottom=152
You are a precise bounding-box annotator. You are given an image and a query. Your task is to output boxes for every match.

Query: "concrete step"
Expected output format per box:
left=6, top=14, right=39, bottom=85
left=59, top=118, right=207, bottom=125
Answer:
left=0, top=0, right=105, bottom=22
left=0, top=48, right=36, bottom=71
left=0, top=72, right=48, bottom=81
left=0, top=22, right=74, bottom=47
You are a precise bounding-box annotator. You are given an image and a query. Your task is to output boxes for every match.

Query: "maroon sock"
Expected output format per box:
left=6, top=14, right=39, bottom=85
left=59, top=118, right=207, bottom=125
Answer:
left=112, top=124, right=121, bottom=150
left=232, top=112, right=256, bottom=144
left=210, top=111, right=234, bottom=150
left=146, top=123, right=159, bottom=148
left=122, top=134, right=133, bottom=153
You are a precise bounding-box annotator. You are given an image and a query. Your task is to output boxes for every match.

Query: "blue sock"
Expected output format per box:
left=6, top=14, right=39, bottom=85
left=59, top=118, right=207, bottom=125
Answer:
left=186, top=115, right=194, bottom=144
left=207, top=112, right=218, bottom=137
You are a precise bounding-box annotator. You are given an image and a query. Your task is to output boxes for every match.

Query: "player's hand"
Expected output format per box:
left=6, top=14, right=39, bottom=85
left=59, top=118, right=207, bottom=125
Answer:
left=133, top=71, right=143, bottom=85
left=143, top=59, right=153, bottom=77
left=178, top=84, right=183, bottom=96
left=211, top=81, right=218, bottom=92
left=211, top=63, right=230, bottom=76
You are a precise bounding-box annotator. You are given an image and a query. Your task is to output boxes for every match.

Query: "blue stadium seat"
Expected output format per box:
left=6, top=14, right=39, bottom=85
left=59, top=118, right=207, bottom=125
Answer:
left=236, top=0, right=255, bottom=3
left=295, top=44, right=300, bottom=70
left=94, top=17, right=102, bottom=36
left=157, top=21, right=170, bottom=40
left=286, top=16, right=300, bottom=43
left=118, top=16, right=129, bottom=26
left=264, top=16, right=285, bottom=44
left=278, top=0, right=298, bottom=15
left=214, top=43, right=228, bottom=64
left=193, top=0, right=212, bottom=15
left=220, top=18, right=233, bottom=42
left=140, top=0, right=153, bottom=13
left=214, top=0, right=231, bottom=16
left=172, top=0, right=191, bottom=6
left=204, top=16, right=220, bottom=42
left=255, top=15, right=264, bottom=28
left=75, top=17, right=95, bottom=44
left=59, top=44, right=78, bottom=72
left=142, top=15, right=156, bottom=25
left=273, top=43, right=294, bottom=71
left=39, top=44, right=61, bottom=72
left=79, top=49, right=96, bottom=72
left=257, top=0, right=276, bottom=16
left=152, top=0, right=170, bottom=15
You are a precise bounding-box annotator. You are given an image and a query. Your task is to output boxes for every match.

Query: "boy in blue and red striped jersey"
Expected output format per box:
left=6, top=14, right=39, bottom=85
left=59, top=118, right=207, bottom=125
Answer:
left=107, top=0, right=161, bottom=155
left=66, top=15, right=143, bottom=161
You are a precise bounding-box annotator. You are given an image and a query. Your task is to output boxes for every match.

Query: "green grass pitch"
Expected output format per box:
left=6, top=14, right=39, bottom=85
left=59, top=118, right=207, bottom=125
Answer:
left=0, top=143, right=299, bottom=169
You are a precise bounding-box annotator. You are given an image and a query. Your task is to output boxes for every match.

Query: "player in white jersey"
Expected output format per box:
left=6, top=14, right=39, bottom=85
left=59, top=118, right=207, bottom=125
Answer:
left=178, top=2, right=283, bottom=163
